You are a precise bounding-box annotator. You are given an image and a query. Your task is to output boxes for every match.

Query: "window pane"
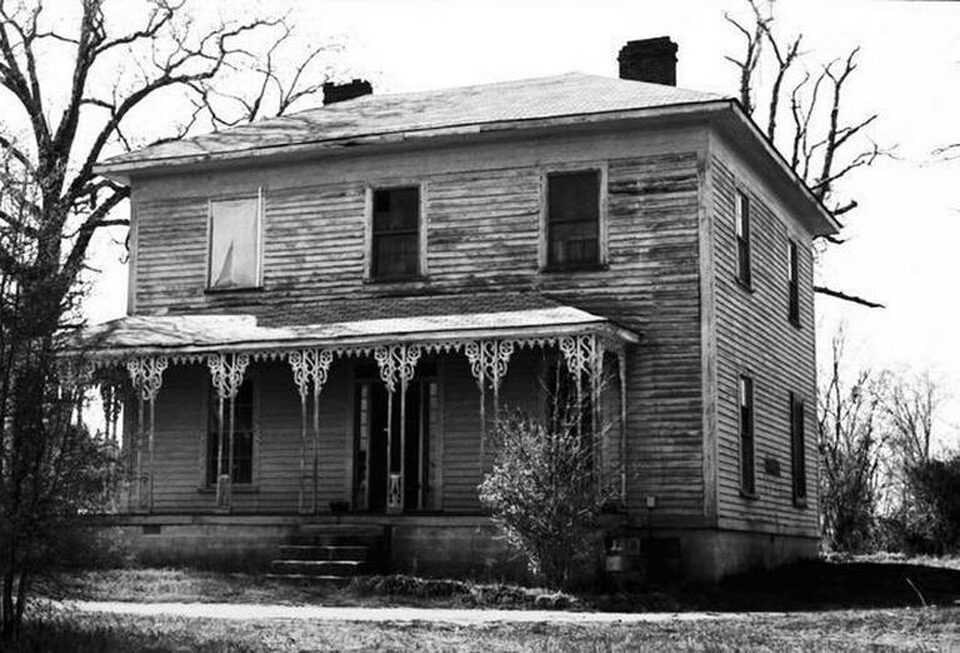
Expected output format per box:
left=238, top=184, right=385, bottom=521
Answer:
left=373, top=187, right=419, bottom=233
left=373, top=233, right=419, bottom=278
left=209, top=198, right=259, bottom=289
left=736, top=192, right=749, bottom=237
left=547, top=171, right=600, bottom=266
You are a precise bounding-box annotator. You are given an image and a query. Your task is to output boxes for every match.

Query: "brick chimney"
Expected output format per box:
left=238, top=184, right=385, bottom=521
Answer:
left=322, top=79, right=373, bottom=105
left=618, top=37, right=678, bottom=86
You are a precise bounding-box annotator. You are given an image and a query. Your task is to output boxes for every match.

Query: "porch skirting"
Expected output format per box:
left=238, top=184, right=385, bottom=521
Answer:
left=92, top=514, right=533, bottom=580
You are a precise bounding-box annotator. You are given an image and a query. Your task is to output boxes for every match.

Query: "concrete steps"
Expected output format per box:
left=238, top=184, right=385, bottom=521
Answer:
left=269, top=524, right=387, bottom=582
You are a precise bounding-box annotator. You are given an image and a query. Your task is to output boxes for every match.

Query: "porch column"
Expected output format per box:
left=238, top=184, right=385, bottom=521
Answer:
left=126, top=356, right=169, bottom=513
left=206, top=353, right=250, bottom=512
left=374, top=344, right=422, bottom=513
left=617, top=347, right=628, bottom=505
left=288, top=348, right=334, bottom=514
left=464, top=339, right=515, bottom=474
left=559, top=335, right=605, bottom=487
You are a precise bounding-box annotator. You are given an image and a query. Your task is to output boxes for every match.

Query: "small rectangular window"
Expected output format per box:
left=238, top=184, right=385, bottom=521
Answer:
left=788, top=240, right=800, bottom=327
left=735, top=191, right=751, bottom=287
left=371, top=187, right=420, bottom=280
left=739, top=376, right=755, bottom=496
left=208, top=197, right=260, bottom=290
left=546, top=170, right=600, bottom=268
left=790, top=393, right=806, bottom=505
left=207, top=378, right=254, bottom=485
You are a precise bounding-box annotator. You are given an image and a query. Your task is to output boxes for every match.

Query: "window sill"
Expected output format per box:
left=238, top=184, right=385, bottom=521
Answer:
left=363, top=275, right=427, bottom=285
left=793, top=498, right=808, bottom=510
left=739, top=489, right=758, bottom=501
left=789, top=317, right=802, bottom=330
left=204, top=286, right=264, bottom=295
left=734, top=276, right=754, bottom=294
left=197, top=485, right=259, bottom=494
left=541, top=263, right=608, bottom=274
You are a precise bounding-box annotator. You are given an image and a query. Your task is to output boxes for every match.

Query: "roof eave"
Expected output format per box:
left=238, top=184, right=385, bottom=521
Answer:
left=717, top=101, right=840, bottom=237
left=92, top=99, right=734, bottom=183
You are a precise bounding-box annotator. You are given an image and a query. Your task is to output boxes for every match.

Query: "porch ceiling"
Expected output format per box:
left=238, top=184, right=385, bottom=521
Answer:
left=71, top=304, right=639, bottom=359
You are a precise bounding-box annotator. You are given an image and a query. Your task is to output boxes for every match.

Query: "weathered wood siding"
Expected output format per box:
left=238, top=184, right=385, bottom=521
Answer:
left=131, top=127, right=708, bottom=521
left=709, top=137, right=819, bottom=537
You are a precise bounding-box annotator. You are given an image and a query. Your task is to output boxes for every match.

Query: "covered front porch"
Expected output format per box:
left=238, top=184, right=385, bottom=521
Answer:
left=69, top=301, right=638, bottom=518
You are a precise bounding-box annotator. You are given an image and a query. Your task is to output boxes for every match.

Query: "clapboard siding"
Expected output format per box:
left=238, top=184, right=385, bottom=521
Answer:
left=131, top=129, right=709, bottom=520
left=710, top=146, right=819, bottom=537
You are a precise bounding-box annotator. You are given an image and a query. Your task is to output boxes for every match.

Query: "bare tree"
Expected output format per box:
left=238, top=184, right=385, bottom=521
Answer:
left=818, top=329, right=887, bottom=552
left=0, top=0, right=338, bottom=640
left=726, top=0, right=890, bottom=308
left=885, top=370, right=943, bottom=467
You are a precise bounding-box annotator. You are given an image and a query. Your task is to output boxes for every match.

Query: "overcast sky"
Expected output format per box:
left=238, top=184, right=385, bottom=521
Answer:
left=83, top=0, right=960, bottom=447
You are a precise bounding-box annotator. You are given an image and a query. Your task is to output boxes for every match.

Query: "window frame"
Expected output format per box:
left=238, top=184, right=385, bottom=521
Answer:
left=205, top=189, right=264, bottom=292
left=734, top=189, right=752, bottom=289
left=539, top=164, right=608, bottom=272
left=364, top=183, right=427, bottom=282
left=739, top=375, right=756, bottom=498
left=790, top=392, right=807, bottom=507
left=787, top=239, right=801, bottom=328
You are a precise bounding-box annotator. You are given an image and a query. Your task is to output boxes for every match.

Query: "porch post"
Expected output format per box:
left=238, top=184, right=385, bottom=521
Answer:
left=288, top=349, right=334, bottom=514
left=375, top=344, right=421, bottom=513
left=126, top=356, right=169, bottom=513
left=207, top=353, right=250, bottom=512
left=559, top=334, right=604, bottom=490
left=618, top=348, right=628, bottom=505
left=464, top=340, right=515, bottom=475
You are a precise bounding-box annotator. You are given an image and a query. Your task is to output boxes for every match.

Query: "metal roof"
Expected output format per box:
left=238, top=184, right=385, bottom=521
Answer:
left=72, top=303, right=639, bottom=358
left=96, top=73, right=726, bottom=172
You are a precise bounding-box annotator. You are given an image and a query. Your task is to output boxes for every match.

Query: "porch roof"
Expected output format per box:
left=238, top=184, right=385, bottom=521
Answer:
left=73, top=304, right=639, bottom=359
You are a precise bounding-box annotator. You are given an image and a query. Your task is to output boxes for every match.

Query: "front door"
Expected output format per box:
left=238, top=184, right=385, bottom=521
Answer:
left=353, top=363, right=437, bottom=512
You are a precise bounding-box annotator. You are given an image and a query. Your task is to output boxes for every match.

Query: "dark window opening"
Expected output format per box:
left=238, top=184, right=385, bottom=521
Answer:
left=546, top=170, right=600, bottom=268
left=207, top=378, right=254, bottom=485
left=790, top=393, right=807, bottom=505
left=736, top=191, right=751, bottom=287
left=371, top=187, right=420, bottom=280
left=788, top=240, right=800, bottom=327
left=739, top=376, right=755, bottom=496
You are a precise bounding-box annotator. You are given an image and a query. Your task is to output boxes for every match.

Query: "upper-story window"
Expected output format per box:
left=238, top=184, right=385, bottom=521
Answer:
left=735, top=190, right=751, bottom=287
left=546, top=170, right=601, bottom=269
left=371, top=186, right=421, bottom=280
left=208, top=196, right=261, bottom=290
left=788, top=240, right=800, bottom=327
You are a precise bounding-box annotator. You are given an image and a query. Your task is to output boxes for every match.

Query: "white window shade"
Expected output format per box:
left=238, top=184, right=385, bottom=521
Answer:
left=209, top=197, right=260, bottom=289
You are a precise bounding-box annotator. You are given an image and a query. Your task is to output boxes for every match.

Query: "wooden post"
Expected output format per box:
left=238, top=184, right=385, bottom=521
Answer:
left=312, top=387, right=320, bottom=514
left=386, top=388, right=397, bottom=512
left=399, top=376, right=407, bottom=511
left=148, top=397, right=157, bottom=513
left=136, top=395, right=145, bottom=510
left=216, top=395, right=228, bottom=509
left=618, top=349, right=628, bottom=506
left=298, top=393, right=307, bottom=513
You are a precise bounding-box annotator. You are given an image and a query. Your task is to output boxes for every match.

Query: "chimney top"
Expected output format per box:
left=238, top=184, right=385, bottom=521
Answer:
left=323, top=79, right=373, bottom=106
left=618, top=37, right=678, bottom=86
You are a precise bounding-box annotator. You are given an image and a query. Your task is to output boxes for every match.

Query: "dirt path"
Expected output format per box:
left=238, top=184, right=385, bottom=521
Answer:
left=66, top=600, right=763, bottom=624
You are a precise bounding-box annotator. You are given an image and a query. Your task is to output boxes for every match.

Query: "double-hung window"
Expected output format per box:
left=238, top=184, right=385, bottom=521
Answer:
left=206, top=378, right=255, bottom=485
left=790, top=392, right=807, bottom=506
left=739, top=375, right=756, bottom=496
left=208, top=196, right=261, bottom=290
left=788, top=240, right=800, bottom=327
left=735, top=190, right=751, bottom=287
left=546, top=170, right=601, bottom=268
left=371, top=186, right=421, bottom=280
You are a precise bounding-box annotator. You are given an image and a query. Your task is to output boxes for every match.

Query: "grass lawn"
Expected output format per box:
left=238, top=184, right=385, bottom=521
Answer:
left=15, top=605, right=960, bottom=651
left=17, top=556, right=960, bottom=651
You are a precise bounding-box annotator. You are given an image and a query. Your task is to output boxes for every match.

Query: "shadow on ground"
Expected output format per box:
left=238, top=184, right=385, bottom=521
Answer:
left=676, top=559, right=960, bottom=613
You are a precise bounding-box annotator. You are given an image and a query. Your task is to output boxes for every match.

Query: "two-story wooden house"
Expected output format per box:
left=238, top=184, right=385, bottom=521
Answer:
left=76, top=38, right=838, bottom=581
